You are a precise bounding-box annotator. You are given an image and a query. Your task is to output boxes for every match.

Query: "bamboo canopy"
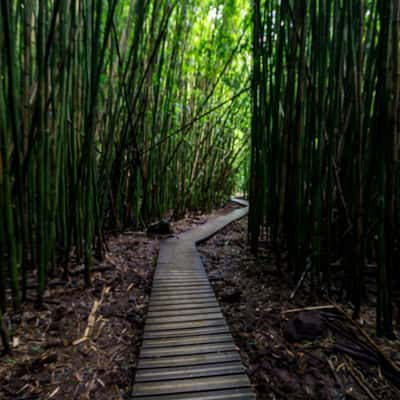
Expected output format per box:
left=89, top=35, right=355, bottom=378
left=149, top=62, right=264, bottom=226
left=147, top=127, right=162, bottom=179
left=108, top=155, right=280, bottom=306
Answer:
left=0, top=0, right=249, bottom=351
left=249, top=0, right=400, bottom=337
left=1, top=0, right=399, bottom=353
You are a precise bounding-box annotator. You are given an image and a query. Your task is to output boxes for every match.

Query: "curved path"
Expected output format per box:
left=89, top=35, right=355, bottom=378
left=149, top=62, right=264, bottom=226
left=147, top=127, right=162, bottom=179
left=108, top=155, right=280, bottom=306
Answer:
left=131, top=199, right=255, bottom=399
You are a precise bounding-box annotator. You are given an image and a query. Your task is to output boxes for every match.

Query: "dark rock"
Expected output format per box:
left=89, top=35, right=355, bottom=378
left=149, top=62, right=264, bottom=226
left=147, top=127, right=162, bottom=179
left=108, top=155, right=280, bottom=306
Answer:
left=284, top=311, right=325, bottom=342
left=220, top=288, right=241, bottom=303
left=147, top=220, right=172, bottom=235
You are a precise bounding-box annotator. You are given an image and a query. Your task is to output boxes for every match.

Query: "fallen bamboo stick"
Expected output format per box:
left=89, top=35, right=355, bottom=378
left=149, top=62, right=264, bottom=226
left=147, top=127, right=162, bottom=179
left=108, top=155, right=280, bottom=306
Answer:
left=73, top=287, right=109, bottom=345
left=282, top=305, right=336, bottom=315
left=330, top=302, right=400, bottom=377
left=345, top=357, right=379, bottom=400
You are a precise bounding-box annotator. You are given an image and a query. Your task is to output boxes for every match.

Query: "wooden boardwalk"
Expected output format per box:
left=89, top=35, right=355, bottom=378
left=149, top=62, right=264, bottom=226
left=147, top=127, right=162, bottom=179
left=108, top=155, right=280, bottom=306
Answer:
left=132, top=199, right=255, bottom=399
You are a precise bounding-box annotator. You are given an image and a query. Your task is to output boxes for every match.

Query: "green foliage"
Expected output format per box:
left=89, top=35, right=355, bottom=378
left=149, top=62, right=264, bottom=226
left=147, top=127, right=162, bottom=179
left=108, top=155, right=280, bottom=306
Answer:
left=0, top=0, right=250, bottom=352
left=249, top=0, right=400, bottom=336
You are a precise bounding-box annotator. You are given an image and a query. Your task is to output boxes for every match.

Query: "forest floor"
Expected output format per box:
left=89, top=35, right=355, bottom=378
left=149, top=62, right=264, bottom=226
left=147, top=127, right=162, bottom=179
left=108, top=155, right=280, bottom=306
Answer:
left=0, top=203, right=239, bottom=400
left=199, top=218, right=400, bottom=400
left=2, top=204, right=400, bottom=400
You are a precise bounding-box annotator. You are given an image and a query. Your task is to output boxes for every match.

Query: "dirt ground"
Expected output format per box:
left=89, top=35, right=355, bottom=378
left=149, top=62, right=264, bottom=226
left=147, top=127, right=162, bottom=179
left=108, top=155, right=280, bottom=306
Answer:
left=2, top=204, right=399, bottom=400
left=0, top=203, right=239, bottom=400
left=199, top=217, right=400, bottom=400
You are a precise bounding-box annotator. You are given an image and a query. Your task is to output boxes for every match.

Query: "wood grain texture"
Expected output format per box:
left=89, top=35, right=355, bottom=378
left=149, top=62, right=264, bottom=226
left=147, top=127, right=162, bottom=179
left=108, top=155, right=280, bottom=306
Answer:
left=133, top=388, right=255, bottom=400
left=131, top=200, right=254, bottom=399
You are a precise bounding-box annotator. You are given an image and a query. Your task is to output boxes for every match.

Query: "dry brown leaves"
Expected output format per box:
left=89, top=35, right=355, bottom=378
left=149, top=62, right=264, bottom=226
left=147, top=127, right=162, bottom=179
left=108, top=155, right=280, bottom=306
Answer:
left=199, top=218, right=400, bottom=400
left=0, top=202, right=236, bottom=399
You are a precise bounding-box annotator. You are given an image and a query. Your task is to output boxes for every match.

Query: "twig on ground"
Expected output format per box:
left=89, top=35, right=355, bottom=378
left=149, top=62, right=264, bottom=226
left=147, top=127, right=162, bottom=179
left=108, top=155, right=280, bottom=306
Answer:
left=331, top=302, right=400, bottom=376
left=73, top=287, right=109, bottom=345
left=345, top=357, right=379, bottom=400
left=289, top=257, right=311, bottom=300
left=282, top=305, right=336, bottom=315
left=326, top=356, right=346, bottom=393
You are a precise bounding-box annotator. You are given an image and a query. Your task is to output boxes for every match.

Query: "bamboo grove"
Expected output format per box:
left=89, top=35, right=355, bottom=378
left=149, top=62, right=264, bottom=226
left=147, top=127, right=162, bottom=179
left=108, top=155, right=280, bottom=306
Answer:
left=0, top=0, right=250, bottom=352
left=249, top=0, right=400, bottom=336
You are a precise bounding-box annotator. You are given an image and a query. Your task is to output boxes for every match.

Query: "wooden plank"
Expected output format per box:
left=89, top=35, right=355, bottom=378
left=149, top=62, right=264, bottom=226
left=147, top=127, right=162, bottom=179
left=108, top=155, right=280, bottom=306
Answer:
left=157, top=261, right=204, bottom=267
left=155, top=273, right=205, bottom=276
left=142, top=333, right=232, bottom=348
left=152, top=283, right=211, bottom=289
left=149, top=297, right=217, bottom=307
left=151, top=290, right=214, bottom=299
left=149, top=299, right=217, bottom=307
left=158, top=245, right=197, bottom=253
left=152, top=280, right=210, bottom=285
left=132, top=388, right=255, bottom=400
left=157, top=260, right=203, bottom=265
left=148, top=304, right=219, bottom=313
left=143, top=326, right=230, bottom=339
left=138, top=350, right=241, bottom=369
left=151, top=291, right=214, bottom=298
left=148, top=302, right=219, bottom=312
left=157, top=267, right=202, bottom=270
left=157, top=255, right=201, bottom=265
left=132, top=374, right=251, bottom=397
left=146, top=312, right=223, bottom=325
left=140, top=342, right=236, bottom=358
left=152, top=282, right=210, bottom=288
left=148, top=301, right=220, bottom=309
left=154, top=278, right=207, bottom=282
left=149, top=302, right=218, bottom=310
left=135, top=362, right=245, bottom=382
left=151, top=288, right=213, bottom=295
left=153, top=279, right=208, bottom=284
left=155, top=270, right=206, bottom=275
left=150, top=291, right=215, bottom=298
left=157, top=266, right=205, bottom=271
left=157, top=260, right=202, bottom=265
left=149, top=294, right=216, bottom=302
left=145, top=319, right=226, bottom=332
left=154, top=278, right=207, bottom=283
left=131, top=201, right=254, bottom=399
left=154, top=274, right=207, bottom=279
left=152, top=285, right=210, bottom=291
left=158, top=245, right=197, bottom=252
left=155, top=268, right=205, bottom=272
left=155, top=263, right=203, bottom=267
left=147, top=306, right=221, bottom=318
left=156, top=264, right=203, bottom=268
left=152, top=285, right=210, bottom=290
